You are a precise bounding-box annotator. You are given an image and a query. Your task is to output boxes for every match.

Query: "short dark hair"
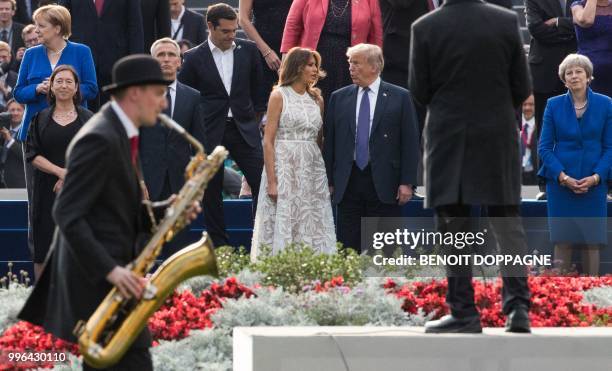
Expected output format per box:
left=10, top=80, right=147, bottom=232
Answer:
left=206, top=3, right=237, bottom=28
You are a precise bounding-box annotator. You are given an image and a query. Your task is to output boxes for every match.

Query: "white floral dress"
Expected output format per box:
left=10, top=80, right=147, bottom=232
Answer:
left=251, top=86, right=337, bottom=259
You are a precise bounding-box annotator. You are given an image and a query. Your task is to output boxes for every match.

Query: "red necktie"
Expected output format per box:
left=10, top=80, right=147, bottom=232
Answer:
left=95, top=0, right=104, bottom=17
left=521, top=123, right=530, bottom=147
left=130, top=136, right=139, bottom=166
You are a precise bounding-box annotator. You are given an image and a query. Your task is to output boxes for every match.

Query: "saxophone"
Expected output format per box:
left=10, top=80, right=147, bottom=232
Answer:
left=74, top=114, right=228, bottom=369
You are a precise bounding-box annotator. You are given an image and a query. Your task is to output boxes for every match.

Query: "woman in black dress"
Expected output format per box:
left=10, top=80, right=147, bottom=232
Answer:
left=26, top=65, right=93, bottom=280
left=239, top=0, right=293, bottom=102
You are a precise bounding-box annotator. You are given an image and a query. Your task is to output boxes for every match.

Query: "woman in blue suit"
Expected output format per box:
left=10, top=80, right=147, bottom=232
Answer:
left=538, top=54, right=612, bottom=276
left=14, top=4, right=97, bottom=266
left=14, top=4, right=97, bottom=142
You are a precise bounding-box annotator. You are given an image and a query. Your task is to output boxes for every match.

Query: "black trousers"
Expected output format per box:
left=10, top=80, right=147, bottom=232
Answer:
left=434, top=204, right=530, bottom=318
left=82, top=347, right=152, bottom=371
left=203, top=118, right=263, bottom=247
left=337, top=164, right=401, bottom=253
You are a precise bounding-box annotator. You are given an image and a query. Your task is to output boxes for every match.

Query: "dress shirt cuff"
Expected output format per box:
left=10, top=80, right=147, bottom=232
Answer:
left=5, top=138, right=15, bottom=149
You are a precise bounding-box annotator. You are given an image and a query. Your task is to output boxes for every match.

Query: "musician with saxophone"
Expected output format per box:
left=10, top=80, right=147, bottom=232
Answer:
left=18, top=54, right=202, bottom=371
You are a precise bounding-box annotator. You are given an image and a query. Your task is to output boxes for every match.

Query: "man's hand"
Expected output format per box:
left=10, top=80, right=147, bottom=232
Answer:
left=53, top=179, right=63, bottom=193
left=106, top=266, right=146, bottom=299
left=56, top=167, right=67, bottom=180
left=396, top=184, right=413, bottom=205
left=544, top=18, right=557, bottom=26
left=185, top=199, right=202, bottom=222
left=0, top=127, right=10, bottom=142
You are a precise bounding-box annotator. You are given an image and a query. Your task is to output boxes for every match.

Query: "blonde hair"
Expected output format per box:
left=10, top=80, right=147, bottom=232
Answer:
left=0, top=41, right=10, bottom=55
left=150, top=37, right=181, bottom=56
left=346, top=43, right=384, bottom=73
left=277, top=47, right=325, bottom=101
left=558, top=54, right=594, bottom=83
left=33, top=4, right=72, bottom=39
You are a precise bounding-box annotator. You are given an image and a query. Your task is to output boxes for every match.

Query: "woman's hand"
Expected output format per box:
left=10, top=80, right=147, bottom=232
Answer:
left=267, top=181, right=278, bottom=202
left=264, top=50, right=281, bottom=71
left=53, top=179, right=64, bottom=193
left=576, top=175, right=598, bottom=192
left=36, top=79, right=50, bottom=95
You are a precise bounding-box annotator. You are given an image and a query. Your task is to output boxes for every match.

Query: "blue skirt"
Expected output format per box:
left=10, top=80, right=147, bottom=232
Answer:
left=546, top=181, right=607, bottom=244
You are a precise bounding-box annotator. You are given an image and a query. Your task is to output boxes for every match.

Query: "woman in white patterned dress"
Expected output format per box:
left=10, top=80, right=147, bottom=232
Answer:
left=251, top=47, right=337, bottom=260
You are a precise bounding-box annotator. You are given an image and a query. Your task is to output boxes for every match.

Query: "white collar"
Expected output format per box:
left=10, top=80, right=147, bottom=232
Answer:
left=110, top=100, right=139, bottom=138
left=359, top=76, right=381, bottom=95
left=167, top=80, right=177, bottom=91
left=522, top=115, right=535, bottom=125
left=176, top=5, right=185, bottom=21
left=9, top=124, right=21, bottom=132
left=208, top=36, right=236, bottom=53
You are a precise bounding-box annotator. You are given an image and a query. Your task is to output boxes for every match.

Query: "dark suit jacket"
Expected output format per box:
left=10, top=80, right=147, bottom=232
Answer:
left=141, top=0, right=171, bottom=52
left=19, top=104, right=151, bottom=346
left=324, top=80, right=420, bottom=204
left=176, top=8, right=206, bottom=46
left=0, top=127, right=25, bottom=188
left=178, top=38, right=265, bottom=151
left=140, top=81, right=205, bottom=201
left=526, top=0, right=576, bottom=93
left=8, top=22, right=25, bottom=56
left=2, top=71, right=18, bottom=104
left=379, top=0, right=429, bottom=87
left=59, top=0, right=144, bottom=87
left=409, top=0, right=531, bottom=208
left=14, top=0, right=39, bottom=25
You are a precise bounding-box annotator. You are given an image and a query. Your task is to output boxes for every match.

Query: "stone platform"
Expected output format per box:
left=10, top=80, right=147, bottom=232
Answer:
left=233, top=326, right=612, bottom=371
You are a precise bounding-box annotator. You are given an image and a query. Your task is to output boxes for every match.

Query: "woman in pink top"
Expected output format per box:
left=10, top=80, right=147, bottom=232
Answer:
left=281, top=0, right=383, bottom=103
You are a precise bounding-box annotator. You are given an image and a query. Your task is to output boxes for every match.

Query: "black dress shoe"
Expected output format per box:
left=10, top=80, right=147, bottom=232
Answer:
left=505, top=305, right=531, bottom=333
left=425, top=314, right=482, bottom=333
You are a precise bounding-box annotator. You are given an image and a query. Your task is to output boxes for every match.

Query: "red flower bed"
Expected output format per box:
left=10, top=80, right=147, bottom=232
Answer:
left=385, top=276, right=612, bottom=327
left=0, top=276, right=610, bottom=370
left=148, top=277, right=255, bottom=342
left=0, top=321, right=77, bottom=370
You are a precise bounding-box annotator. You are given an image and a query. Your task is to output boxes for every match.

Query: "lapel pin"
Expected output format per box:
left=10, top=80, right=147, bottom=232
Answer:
left=237, top=45, right=242, bottom=50
left=383, top=92, right=387, bottom=97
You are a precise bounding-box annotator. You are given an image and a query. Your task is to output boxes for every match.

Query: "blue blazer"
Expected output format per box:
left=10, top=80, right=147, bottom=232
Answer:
left=14, top=41, right=98, bottom=142
left=538, top=88, right=612, bottom=182
left=323, top=80, right=420, bottom=205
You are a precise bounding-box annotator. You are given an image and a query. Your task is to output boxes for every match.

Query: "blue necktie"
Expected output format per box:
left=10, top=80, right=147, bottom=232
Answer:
left=356, top=87, right=370, bottom=170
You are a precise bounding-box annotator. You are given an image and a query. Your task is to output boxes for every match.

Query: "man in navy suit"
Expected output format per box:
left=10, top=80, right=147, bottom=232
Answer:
left=59, top=0, right=144, bottom=107
left=178, top=3, right=265, bottom=247
left=140, top=37, right=205, bottom=256
left=324, top=43, right=420, bottom=254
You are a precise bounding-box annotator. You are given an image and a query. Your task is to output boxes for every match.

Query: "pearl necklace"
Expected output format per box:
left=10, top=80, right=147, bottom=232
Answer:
left=574, top=100, right=588, bottom=110
left=48, top=43, right=67, bottom=56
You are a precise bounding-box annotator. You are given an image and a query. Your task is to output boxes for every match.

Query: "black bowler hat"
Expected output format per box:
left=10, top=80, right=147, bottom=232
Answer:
left=102, top=54, right=173, bottom=93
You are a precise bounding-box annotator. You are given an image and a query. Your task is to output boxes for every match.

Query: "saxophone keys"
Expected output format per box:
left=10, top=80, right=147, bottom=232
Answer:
left=142, top=283, right=158, bottom=300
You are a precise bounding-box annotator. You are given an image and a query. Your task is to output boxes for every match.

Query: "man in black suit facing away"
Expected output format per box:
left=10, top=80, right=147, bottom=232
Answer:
left=141, top=0, right=171, bottom=53
left=141, top=37, right=205, bottom=255
left=19, top=55, right=201, bottom=370
left=59, top=0, right=144, bottom=107
left=170, top=0, right=206, bottom=46
left=178, top=3, right=265, bottom=247
left=409, top=0, right=532, bottom=333
left=324, top=43, right=420, bottom=254
left=0, top=99, right=24, bottom=187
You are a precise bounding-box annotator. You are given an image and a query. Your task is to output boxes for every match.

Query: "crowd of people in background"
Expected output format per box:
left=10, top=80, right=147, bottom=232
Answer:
left=0, top=0, right=608, bottom=280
